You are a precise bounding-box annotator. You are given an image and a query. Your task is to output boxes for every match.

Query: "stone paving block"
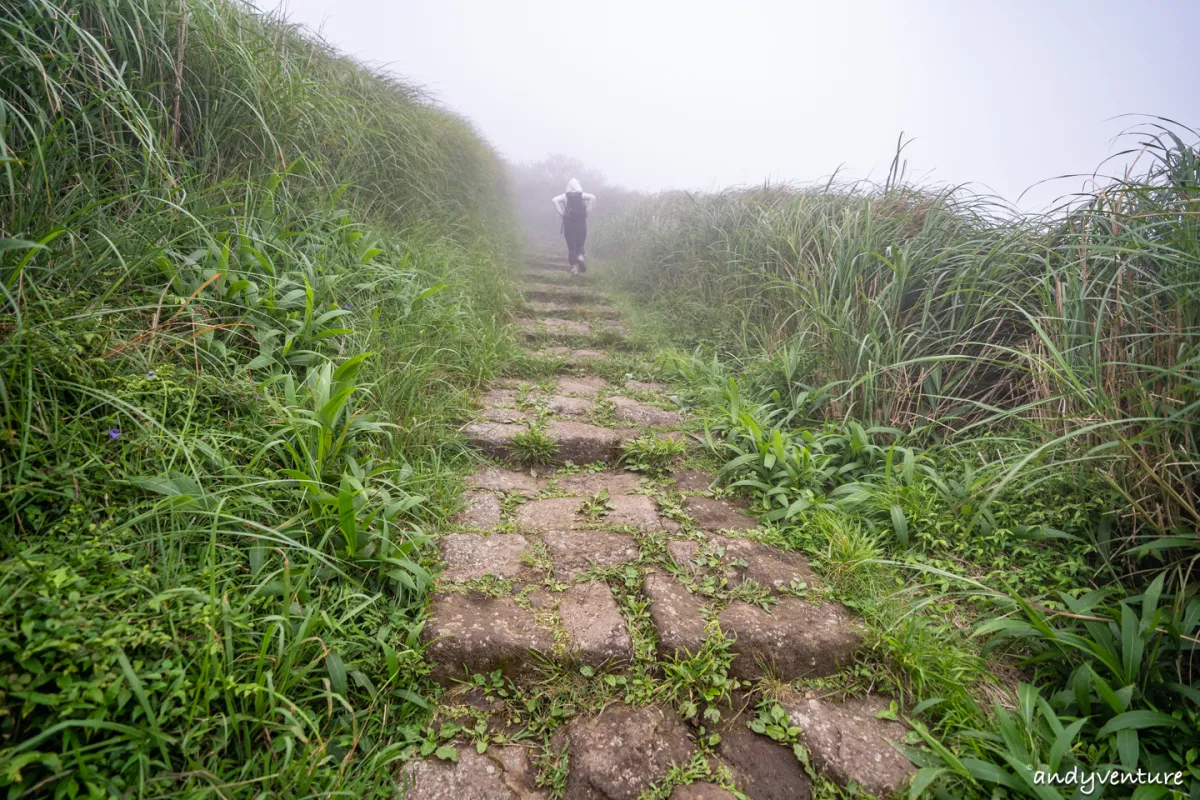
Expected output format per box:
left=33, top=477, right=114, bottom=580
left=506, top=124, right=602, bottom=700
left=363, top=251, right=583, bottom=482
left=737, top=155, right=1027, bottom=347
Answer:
left=545, top=420, right=621, bottom=463
left=544, top=394, right=595, bottom=417
left=399, top=744, right=547, bottom=799
left=682, top=497, right=758, bottom=532
left=463, top=421, right=526, bottom=460
left=643, top=573, right=709, bottom=658
left=519, top=317, right=591, bottom=337
left=467, top=468, right=545, bottom=495
left=515, top=497, right=583, bottom=532
left=709, top=535, right=819, bottom=592
left=559, top=581, right=634, bottom=667
left=781, top=693, right=916, bottom=798
left=492, top=378, right=537, bottom=390
left=569, top=348, right=609, bottom=362
left=716, top=725, right=813, bottom=800
left=669, top=786, right=738, bottom=800
left=625, top=379, right=669, bottom=393
left=543, top=317, right=591, bottom=336
left=544, top=529, right=640, bottom=581
left=478, top=407, right=536, bottom=423
left=556, top=375, right=608, bottom=396
left=608, top=396, right=683, bottom=427
left=718, top=597, right=862, bottom=681
left=559, top=704, right=696, bottom=800
left=555, top=470, right=644, bottom=495
left=453, top=491, right=503, bottom=529
left=516, top=494, right=663, bottom=533
left=522, top=284, right=602, bottom=304
left=423, top=593, right=555, bottom=684
left=671, top=469, right=717, bottom=493
left=666, top=539, right=702, bottom=573
left=438, top=534, right=529, bottom=582
left=481, top=389, right=520, bottom=408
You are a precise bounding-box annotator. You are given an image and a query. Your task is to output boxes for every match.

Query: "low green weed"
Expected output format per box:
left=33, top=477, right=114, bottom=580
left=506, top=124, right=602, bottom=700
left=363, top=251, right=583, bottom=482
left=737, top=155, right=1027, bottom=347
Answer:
left=620, top=434, right=688, bottom=476
left=511, top=426, right=559, bottom=465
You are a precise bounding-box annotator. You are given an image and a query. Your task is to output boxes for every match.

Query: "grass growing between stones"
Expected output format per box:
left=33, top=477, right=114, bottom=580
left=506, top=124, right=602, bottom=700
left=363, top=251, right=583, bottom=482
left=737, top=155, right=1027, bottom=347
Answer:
left=510, top=426, right=561, bottom=465
left=592, top=127, right=1200, bottom=797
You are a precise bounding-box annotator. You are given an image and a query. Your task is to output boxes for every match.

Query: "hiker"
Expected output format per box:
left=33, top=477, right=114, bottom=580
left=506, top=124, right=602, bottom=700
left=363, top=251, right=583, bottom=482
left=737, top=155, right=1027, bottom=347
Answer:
left=552, top=178, right=595, bottom=275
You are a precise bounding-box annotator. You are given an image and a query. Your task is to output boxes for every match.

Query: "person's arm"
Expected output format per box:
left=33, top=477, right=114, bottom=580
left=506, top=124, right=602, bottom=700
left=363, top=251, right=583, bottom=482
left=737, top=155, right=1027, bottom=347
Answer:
left=583, top=193, right=596, bottom=212
left=551, top=194, right=566, bottom=215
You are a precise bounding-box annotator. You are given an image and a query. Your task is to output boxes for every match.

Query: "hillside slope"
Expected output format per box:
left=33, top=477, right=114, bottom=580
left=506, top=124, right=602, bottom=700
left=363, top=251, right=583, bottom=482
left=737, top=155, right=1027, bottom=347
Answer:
left=1, top=1, right=521, bottom=795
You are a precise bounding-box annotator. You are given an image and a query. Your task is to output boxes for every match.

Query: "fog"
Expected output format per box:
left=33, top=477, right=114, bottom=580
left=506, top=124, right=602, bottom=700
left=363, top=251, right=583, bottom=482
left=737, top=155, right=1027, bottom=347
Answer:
left=278, top=0, right=1199, bottom=212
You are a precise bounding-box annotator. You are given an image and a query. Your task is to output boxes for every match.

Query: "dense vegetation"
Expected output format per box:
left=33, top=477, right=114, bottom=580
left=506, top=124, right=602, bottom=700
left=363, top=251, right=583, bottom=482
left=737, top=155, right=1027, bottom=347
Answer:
left=595, top=131, right=1200, bottom=798
left=0, top=0, right=520, bottom=796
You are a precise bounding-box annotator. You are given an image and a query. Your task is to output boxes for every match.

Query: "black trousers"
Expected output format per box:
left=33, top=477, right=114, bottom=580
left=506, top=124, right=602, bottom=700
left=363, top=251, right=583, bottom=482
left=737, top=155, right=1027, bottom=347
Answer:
left=563, top=218, right=587, bottom=267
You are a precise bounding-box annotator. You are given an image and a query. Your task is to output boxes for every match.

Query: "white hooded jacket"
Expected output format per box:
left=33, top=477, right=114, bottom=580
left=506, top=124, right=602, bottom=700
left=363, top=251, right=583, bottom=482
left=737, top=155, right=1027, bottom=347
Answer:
left=552, top=178, right=596, bottom=217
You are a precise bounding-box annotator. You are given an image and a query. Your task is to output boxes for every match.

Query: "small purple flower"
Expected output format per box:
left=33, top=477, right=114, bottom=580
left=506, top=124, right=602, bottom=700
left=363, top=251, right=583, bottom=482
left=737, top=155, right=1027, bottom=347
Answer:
left=108, top=427, right=121, bottom=440
left=341, top=303, right=351, bottom=312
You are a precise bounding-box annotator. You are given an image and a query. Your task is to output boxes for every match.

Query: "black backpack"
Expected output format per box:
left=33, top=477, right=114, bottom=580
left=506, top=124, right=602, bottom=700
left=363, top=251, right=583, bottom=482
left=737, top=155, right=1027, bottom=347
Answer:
left=564, top=191, right=587, bottom=220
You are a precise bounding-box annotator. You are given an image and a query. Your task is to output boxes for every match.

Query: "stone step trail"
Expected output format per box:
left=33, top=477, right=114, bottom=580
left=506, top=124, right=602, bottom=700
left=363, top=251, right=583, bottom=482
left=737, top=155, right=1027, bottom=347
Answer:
left=523, top=300, right=622, bottom=320
left=402, top=254, right=916, bottom=800
left=521, top=282, right=604, bottom=304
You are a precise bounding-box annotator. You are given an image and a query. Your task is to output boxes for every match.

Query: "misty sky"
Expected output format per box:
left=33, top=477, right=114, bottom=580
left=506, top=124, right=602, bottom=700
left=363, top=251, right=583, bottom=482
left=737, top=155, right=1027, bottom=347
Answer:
left=278, top=0, right=1199, bottom=211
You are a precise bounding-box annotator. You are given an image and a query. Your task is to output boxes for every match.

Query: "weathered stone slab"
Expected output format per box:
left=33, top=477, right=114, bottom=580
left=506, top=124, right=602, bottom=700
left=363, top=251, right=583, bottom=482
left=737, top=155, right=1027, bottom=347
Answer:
left=716, top=725, right=813, bottom=800
left=478, top=407, right=536, bottom=423
left=544, top=317, right=590, bottom=336
left=555, top=470, right=644, bottom=495
left=492, top=378, right=537, bottom=390
left=481, top=389, right=520, bottom=408
left=464, top=420, right=622, bottom=464
left=560, top=704, right=696, bottom=800
left=519, top=317, right=591, bottom=337
left=463, top=422, right=526, bottom=460
left=682, top=497, right=758, bottom=532
left=608, top=396, right=682, bottom=427
left=545, top=420, right=621, bottom=463
left=669, top=785, right=738, bottom=800
left=400, top=744, right=547, bottom=799
left=423, top=593, right=554, bottom=684
left=522, top=283, right=602, bottom=304
left=606, top=494, right=663, bottom=530
left=643, top=573, right=708, bottom=658
left=467, top=468, right=544, bottom=495
left=545, top=395, right=595, bottom=417
left=516, top=495, right=662, bottom=533
left=569, top=349, right=609, bottom=362
left=781, top=693, right=916, bottom=798
left=666, top=539, right=701, bottom=572
left=710, top=535, right=818, bottom=592
left=544, top=530, right=640, bottom=581
left=559, top=581, right=634, bottom=667
left=625, top=379, right=669, bottom=393
left=454, top=491, right=502, bottom=529
left=556, top=375, right=608, bottom=396
left=524, top=301, right=616, bottom=320
left=718, top=598, right=861, bottom=680
left=438, top=534, right=528, bottom=582
left=514, top=497, right=580, bottom=532
left=671, top=469, right=716, bottom=493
